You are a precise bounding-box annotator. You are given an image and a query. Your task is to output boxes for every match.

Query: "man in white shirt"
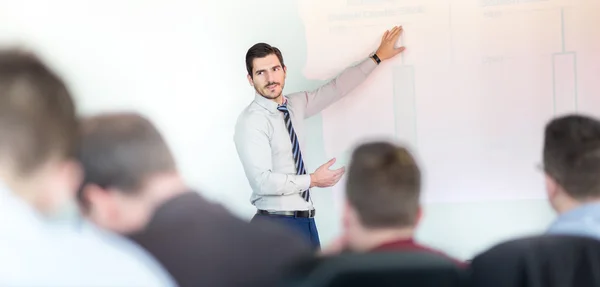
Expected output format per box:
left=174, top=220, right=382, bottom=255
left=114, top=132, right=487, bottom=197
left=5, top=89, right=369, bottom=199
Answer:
left=0, top=49, right=175, bottom=286
left=234, top=26, right=405, bottom=249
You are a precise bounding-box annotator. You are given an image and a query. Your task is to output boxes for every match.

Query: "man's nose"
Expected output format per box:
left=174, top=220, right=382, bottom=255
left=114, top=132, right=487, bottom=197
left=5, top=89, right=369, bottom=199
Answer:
left=265, top=71, right=274, bottom=83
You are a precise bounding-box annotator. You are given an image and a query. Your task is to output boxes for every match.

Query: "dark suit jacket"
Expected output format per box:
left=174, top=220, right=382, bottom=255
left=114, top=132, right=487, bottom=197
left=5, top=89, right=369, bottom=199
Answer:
left=284, top=250, right=468, bottom=287
left=470, top=234, right=600, bottom=287
left=128, top=192, right=313, bottom=287
left=371, top=238, right=466, bottom=267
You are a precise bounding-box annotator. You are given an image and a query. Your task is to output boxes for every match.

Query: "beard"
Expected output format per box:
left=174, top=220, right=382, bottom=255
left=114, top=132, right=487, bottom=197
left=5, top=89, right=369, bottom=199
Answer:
left=255, top=82, right=283, bottom=100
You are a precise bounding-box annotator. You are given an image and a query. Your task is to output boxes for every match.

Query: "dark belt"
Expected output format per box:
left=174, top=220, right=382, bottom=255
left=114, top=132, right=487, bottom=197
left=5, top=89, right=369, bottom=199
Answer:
left=257, top=209, right=316, bottom=218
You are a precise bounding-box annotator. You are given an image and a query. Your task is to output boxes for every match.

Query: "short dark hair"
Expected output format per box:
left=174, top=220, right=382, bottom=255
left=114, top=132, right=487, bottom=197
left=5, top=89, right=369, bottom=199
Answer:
left=543, top=114, right=600, bottom=200
left=346, top=141, right=421, bottom=228
left=0, top=49, right=78, bottom=175
left=245, top=43, right=285, bottom=77
left=77, top=112, right=176, bottom=208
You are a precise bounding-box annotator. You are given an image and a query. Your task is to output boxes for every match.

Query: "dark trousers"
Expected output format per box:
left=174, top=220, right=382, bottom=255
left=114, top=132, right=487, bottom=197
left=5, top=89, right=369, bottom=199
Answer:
left=251, top=214, right=321, bottom=250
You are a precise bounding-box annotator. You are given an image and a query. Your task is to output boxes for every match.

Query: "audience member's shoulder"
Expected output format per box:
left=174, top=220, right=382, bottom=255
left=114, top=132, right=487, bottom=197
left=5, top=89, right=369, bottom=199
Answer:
left=479, top=234, right=569, bottom=256
left=471, top=234, right=600, bottom=268
left=471, top=236, right=532, bottom=266
left=150, top=190, right=312, bottom=257
left=0, top=218, right=175, bottom=286
left=152, top=191, right=232, bottom=221
left=483, top=234, right=600, bottom=255
left=416, top=245, right=468, bottom=268
left=66, top=221, right=177, bottom=286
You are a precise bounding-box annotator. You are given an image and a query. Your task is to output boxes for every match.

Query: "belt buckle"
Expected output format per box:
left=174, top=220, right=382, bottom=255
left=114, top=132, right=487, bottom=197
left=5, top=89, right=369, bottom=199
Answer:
left=294, top=209, right=315, bottom=218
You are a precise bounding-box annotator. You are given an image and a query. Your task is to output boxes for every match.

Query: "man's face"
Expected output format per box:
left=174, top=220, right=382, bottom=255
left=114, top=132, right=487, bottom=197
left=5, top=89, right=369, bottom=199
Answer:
left=247, top=54, right=286, bottom=102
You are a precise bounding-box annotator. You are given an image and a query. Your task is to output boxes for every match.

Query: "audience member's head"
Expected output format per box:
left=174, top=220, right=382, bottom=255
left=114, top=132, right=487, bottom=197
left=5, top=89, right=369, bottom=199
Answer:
left=0, top=49, right=80, bottom=215
left=77, top=112, right=187, bottom=234
left=543, top=114, right=600, bottom=214
left=342, top=141, right=422, bottom=252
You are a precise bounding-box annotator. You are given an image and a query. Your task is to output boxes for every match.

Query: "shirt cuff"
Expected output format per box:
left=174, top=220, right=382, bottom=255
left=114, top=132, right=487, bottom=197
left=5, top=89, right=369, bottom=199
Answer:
left=358, top=56, right=378, bottom=75
left=295, top=174, right=312, bottom=191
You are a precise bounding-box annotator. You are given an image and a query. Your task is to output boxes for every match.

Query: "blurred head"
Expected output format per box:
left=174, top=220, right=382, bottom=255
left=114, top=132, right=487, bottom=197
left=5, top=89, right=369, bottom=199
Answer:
left=77, top=112, right=185, bottom=234
left=245, top=43, right=287, bottom=103
left=0, top=49, right=80, bottom=216
left=343, top=141, right=422, bottom=250
left=543, top=114, right=600, bottom=214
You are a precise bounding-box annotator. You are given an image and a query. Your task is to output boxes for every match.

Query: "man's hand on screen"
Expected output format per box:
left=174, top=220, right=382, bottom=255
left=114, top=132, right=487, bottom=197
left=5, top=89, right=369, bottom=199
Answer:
left=375, top=25, right=405, bottom=61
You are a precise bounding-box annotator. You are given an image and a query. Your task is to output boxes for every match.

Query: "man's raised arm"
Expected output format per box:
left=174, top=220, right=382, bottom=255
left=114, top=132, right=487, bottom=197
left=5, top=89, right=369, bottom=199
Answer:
left=290, top=26, right=406, bottom=118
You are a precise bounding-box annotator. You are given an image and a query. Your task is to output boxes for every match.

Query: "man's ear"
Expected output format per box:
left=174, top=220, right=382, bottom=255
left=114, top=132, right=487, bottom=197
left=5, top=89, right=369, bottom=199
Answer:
left=545, top=174, right=559, bottom=200
left=414, top=205, right=423, bottom=227
left=247, top=74, right=254, bottom=86
left=81, top=184, right=112, bottom=215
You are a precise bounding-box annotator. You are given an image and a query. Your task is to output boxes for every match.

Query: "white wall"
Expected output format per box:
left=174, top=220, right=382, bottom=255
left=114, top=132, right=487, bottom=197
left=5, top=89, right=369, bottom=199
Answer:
left=2, top=0, right=592, bottom=260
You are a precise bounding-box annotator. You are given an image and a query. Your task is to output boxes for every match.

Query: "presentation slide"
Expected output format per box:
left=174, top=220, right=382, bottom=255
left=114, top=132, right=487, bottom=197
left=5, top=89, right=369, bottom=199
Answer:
left=296, top=0, right=600, bottom=203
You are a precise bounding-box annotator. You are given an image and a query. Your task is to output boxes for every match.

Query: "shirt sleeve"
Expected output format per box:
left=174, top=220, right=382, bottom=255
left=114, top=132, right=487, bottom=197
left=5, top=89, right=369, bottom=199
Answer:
left=234, top=114, right=311, bottom=196
left=289, top=57, right=378, bottom=118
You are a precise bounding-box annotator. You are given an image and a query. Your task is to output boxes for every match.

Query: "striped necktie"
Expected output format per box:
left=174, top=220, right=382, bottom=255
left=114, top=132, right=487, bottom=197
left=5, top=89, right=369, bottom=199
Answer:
left=277, top=103, right=311, bottom=202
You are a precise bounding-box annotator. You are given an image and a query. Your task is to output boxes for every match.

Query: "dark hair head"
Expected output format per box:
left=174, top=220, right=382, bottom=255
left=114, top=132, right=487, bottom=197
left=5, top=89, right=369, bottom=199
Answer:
left=346, top=141, right=421, bottom=229
left=245, top=43, right=285, bottom=77
left=543, top=114, right=600, bottom=200
left=77, top=112, right=176, bottom=209
left=0, top=49, right=78, bottom=175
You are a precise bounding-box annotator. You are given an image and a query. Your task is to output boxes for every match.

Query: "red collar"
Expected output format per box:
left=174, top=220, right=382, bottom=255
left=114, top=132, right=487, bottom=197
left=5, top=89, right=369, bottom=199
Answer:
left=370, top=238, right=418, bottom=251
left=370, top=238, right=467, bottom=267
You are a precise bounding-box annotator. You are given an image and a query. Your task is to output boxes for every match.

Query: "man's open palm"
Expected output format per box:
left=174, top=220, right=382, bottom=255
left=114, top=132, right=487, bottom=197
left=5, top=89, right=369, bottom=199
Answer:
left=310, top=158, right=345, bottom=188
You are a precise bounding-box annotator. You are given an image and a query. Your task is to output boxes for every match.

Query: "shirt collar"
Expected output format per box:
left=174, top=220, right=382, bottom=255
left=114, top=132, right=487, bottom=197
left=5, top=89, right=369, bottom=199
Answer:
left=253, top=93, right=287, bottom=114
left=551, top=202, right=600, bottom=224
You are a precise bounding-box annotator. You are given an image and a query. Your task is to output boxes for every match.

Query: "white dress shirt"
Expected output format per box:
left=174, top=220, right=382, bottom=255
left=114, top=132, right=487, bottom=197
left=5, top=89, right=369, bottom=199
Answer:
left=234, top=57, right=377, bottom=211
left=0, top=181, right=176, bottom=287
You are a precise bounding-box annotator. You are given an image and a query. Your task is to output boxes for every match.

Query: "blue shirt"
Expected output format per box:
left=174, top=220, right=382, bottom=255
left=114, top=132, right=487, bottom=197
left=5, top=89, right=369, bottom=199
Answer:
left=547, top=202, right=600, bottom=241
